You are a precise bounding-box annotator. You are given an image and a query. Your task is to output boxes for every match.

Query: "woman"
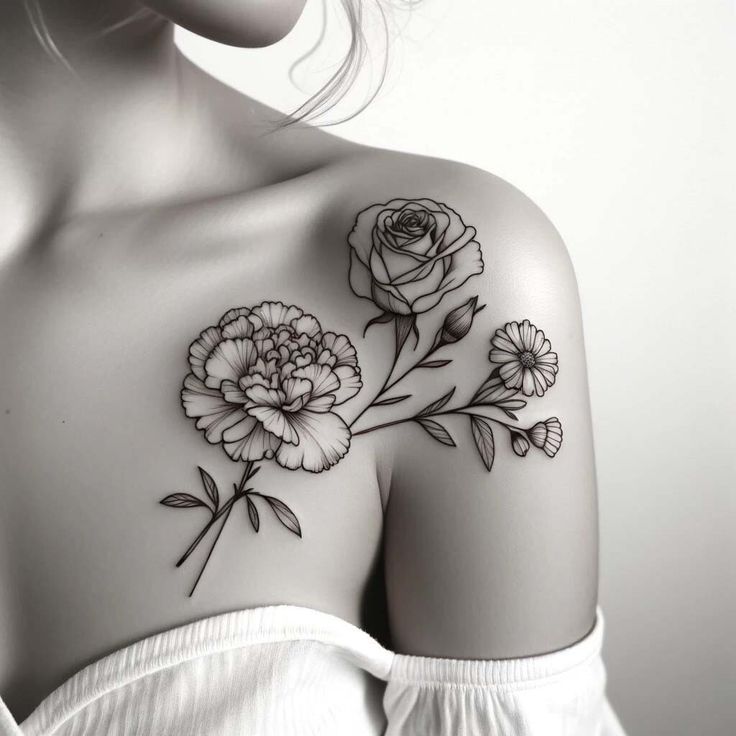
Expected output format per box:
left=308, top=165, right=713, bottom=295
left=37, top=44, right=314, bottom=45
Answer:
left=0, top=1, right=625, bottom=733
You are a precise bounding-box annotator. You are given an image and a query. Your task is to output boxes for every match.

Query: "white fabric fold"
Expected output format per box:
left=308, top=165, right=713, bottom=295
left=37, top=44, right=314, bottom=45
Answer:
left=0, top=605, right=625, bottom=736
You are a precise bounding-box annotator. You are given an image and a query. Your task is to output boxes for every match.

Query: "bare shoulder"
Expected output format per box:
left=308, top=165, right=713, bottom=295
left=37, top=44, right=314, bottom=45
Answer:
left=322, top=146, right=578, bottom=307
left=329, top=146, right=568, bottom=245
left=325, top=146, right=598, bottom=660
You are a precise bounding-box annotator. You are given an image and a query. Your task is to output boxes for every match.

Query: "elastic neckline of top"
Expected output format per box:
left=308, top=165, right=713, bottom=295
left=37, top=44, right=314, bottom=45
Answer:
left=390, top=612, right=604, bottom=688
left=13, top=604, right=605, bottom=736
left=19, top=604, right=393, bottom=736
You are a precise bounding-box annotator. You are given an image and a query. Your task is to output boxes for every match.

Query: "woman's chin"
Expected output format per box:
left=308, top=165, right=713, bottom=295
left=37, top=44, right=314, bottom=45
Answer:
left=141, top=0, right=308, bottom=48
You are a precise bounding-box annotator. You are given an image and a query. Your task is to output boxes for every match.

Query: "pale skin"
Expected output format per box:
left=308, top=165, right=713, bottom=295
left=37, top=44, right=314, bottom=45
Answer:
left=0, top=0, right=598, bottom=721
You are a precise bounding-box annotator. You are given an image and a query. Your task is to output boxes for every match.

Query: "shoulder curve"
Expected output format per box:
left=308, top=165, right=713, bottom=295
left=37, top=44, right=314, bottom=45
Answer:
left=324, top=148, right=579, bottom=314
left=330, top=146, right=573, bottom=267
left=338, top=149, right=599, bottom=658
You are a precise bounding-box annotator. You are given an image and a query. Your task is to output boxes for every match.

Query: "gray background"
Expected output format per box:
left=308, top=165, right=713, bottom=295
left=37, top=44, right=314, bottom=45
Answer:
left=178, top=2, right=736, bottom=733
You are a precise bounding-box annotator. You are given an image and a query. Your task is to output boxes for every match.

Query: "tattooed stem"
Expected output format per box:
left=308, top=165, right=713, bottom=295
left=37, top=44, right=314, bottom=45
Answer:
left=349, top=316, right=405, bottom=429
left=175, top=494, right=239, bottom=568
left=187, top=500, right=234, bottom=596
left=352, top=405, right=522, bottom=437
left=349, top=338, right=451, bottom=430
left=175, top=461, right=256, bottom=569
left=438, top=408, right=524, bottom=433
left=181, top=461, right=259, bottom=596
left=238, top=460, right=259, bottom=490
left=376, top=343, right=439, bottom=399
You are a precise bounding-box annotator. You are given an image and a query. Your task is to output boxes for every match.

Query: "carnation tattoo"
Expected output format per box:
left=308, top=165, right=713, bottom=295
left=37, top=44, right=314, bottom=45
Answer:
left=161, top=197, right=562, bottom=595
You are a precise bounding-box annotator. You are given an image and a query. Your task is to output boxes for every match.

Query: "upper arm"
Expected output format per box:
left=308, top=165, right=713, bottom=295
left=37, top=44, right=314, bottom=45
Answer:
left=374, top=164, right=598, bottom=660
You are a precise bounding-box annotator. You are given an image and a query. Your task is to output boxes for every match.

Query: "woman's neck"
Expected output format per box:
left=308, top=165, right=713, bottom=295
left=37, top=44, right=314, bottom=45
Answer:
left=0, top=2, right=345, bottom=263
left=0, top=3, right=217, bottom=255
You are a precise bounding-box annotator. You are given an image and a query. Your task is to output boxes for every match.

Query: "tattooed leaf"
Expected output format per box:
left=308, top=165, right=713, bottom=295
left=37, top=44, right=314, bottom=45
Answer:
left=246, top=496, right=260, bottom=533
left=263, top=496, right=302, bottom=537
left=363, top=311, right=394, bottom=336
left=417, top=359, right=452, bottom=369
left=502, top=409, right=519, bottom=421
left=417, top=387, right=456, bottom=417
left=373, top=394, right=412, bottom=407
left=198, top=466, right=219, bottom=509
left=470, top=416, right=495, bottom=472
left=160, top=493, right=208, bottom=509
left=498, top=398, right=527, bottom=410
left=415, top=418, right=456, bottom=447
left=395, top=314, right=416, bottom=354
left=472, top=372, right=508, bottom=404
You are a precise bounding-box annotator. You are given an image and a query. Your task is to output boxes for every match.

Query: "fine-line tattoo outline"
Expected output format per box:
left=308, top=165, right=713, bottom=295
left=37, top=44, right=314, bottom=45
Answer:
left=160, top=197, right=563, bottom=594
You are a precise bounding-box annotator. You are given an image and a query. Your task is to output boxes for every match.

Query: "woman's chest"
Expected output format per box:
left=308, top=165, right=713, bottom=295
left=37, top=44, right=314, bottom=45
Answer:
left=0, top=213, right=386, bottom=706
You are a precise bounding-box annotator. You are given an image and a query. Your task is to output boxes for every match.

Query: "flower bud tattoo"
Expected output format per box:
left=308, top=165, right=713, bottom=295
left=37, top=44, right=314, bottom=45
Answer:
left=431, top=296, right=484, bottom=350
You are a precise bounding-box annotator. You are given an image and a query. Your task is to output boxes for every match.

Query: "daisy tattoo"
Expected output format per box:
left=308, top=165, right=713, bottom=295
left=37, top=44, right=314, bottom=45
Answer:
left=161, top=197, right=563, bottom=595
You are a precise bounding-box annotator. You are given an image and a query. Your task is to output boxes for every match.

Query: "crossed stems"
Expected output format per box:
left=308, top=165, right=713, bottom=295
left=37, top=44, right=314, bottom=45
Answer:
left=177, top=459, right=261, bottom=596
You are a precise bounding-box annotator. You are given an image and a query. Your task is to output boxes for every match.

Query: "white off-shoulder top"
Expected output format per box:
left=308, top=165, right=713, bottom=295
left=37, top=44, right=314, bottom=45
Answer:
left=0, top=605, right=626, bottom=736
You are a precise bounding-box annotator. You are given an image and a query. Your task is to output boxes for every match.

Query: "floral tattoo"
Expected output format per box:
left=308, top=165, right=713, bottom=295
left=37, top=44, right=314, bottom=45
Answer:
left=161, top=197, right=563, bottom=595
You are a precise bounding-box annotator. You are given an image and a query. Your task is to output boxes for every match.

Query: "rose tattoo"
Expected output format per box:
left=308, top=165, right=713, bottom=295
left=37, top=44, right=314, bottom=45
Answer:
left=348, top=198, right=484, bottom=316
left=161, top=197, right=563, bottom=596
